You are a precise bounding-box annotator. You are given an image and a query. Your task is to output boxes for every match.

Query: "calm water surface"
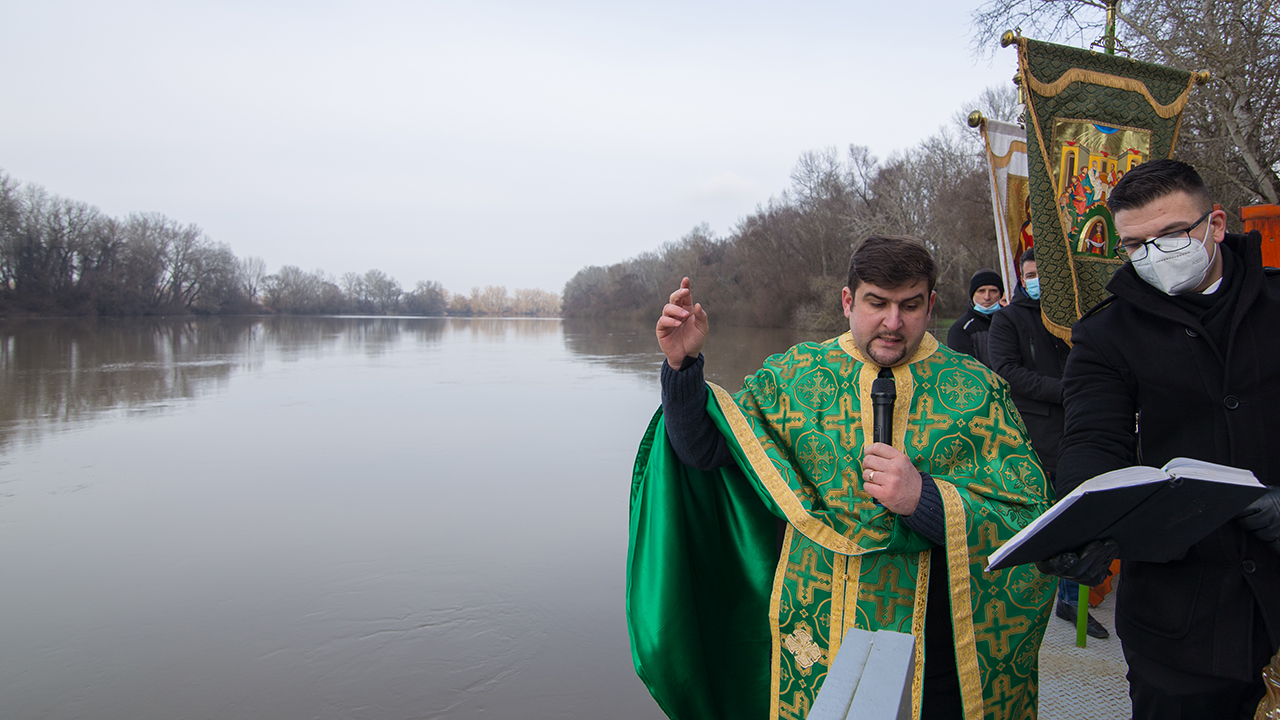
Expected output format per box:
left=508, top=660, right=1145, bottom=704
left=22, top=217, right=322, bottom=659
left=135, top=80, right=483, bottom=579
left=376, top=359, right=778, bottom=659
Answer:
left=0, top=316, right=815, bottom=720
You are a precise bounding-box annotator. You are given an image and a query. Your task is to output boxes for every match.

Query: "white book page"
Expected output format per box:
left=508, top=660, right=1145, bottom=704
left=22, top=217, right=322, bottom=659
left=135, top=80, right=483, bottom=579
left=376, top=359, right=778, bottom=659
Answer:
left=984, top=494, right=1080, bottom=569
left=985, top=465, right=1164, bottom=571
left=1162, top=457, right=1262, bottom=487
left=1064, top=465, right=1168, bottom=494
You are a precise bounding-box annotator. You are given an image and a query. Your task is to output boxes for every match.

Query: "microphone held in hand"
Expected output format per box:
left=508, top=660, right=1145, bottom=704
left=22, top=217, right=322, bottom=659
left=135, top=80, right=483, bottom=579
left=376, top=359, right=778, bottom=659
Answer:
left=868, top=376, right=896, bottom=508
left=870, top=377, right=896, bottom=446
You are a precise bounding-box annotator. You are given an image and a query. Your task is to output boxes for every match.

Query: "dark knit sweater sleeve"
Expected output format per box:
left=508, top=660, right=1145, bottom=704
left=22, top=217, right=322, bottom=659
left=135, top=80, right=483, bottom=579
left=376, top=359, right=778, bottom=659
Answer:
left=660, top=354, right=735, bottom=470
left=902, top=473, right=945, bottom=546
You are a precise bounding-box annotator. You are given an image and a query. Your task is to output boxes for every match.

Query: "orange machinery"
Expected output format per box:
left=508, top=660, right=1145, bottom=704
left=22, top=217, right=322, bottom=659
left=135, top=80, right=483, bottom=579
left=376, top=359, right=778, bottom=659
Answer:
left=1242, top=204, right=1280, bottom=267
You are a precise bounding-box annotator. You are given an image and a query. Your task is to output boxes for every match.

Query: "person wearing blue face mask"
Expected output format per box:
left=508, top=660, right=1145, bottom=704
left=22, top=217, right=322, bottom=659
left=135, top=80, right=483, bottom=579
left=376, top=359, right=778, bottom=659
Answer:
left=945, top=267, right=1003, bottom=367
left=988, top=248, right=1105, bottom=638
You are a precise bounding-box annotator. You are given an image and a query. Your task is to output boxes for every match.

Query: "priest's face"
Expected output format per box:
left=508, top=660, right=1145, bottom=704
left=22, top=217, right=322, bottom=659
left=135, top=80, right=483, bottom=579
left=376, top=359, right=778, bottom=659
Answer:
left=842, top=280, right=935, bottom=367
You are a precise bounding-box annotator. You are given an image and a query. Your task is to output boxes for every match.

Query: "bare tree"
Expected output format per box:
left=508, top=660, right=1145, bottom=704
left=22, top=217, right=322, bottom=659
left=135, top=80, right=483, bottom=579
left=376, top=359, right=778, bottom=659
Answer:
left=560, top=100, right=1002, bottom=326
left=0, top=172, right=21, bottom=291
left=510, top=288, right=561, bottom=316
left=340, top=272, right=367, bottom=307
left=239, top=256, right=267, bottom=303
left=262, top=266, right=345, bottom=314
left=363, top=269, right=402, bottom=313
left=448, top=292, right=473, bottom=316
left=1122, top=0, right=1280, bottom=207
left=470, top=285, right=509, bottom=315
left=402, top=280, right=448, bottom=315
left=971, top=0, right=1115, bottom=53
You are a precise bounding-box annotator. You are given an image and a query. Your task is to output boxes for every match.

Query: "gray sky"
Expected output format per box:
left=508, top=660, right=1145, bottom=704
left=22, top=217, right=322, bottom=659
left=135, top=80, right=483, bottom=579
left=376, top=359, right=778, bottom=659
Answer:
left=1, top=0, right=1017, bottom=295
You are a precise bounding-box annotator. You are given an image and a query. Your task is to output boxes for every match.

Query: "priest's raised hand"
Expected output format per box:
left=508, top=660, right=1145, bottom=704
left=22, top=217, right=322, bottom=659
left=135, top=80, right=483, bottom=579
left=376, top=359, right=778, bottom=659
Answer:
left=655, top=277, right=710, bottom=368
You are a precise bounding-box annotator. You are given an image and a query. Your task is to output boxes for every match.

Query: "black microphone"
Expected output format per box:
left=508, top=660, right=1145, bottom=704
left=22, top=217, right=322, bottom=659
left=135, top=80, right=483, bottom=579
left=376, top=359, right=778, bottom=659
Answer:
left=870, top=376, right=896, bottom=446
left=868, top=376, right=896, bottom=507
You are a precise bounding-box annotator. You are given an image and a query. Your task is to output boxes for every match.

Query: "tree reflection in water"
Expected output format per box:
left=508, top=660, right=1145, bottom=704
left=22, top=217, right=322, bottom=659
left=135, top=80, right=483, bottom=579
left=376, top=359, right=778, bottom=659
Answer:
left=0, top=317, right=457, bottom=453
left=0, top=315, right=848, bottom=720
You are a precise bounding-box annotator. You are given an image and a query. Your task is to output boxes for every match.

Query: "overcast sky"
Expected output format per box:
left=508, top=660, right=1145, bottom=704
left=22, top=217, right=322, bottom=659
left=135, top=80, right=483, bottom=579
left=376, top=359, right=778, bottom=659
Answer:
left=1, top=1, right=1019, bottom=295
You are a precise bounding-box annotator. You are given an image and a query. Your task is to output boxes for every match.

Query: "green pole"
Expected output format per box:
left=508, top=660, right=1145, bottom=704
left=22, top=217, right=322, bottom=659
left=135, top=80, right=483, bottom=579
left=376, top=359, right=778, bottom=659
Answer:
left=1077, top=583, right=1088, bottom=647
left=1105, top=0, right=1119, bottom=55
left=1092, top=1, right=1118, bottom=645
left=1089, top=3, right=1116, bottom=647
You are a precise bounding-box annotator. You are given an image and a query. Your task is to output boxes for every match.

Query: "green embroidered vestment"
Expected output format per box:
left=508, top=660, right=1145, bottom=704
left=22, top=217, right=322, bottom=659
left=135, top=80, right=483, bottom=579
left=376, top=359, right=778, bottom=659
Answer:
left=627, top=332, right=1055, bottom=720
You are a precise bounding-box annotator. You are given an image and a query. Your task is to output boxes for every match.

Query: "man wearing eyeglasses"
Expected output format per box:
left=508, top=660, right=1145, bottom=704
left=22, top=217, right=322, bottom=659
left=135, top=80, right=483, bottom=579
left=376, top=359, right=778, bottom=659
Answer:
left=1042, top=159, right=1280, bottom=719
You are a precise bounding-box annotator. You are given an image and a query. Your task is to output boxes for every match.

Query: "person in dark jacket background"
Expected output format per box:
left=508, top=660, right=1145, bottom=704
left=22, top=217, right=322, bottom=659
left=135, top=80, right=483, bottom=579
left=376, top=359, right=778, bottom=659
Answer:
left=945, top=267, right=1003, bottom=367
left=988, top=248, right=1108, bottom=638
left=1039, top=159, right=1280, bottom=719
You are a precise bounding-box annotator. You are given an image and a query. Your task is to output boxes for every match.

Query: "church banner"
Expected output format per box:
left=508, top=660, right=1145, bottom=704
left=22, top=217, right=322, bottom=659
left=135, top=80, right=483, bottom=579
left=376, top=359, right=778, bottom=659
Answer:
left=1013, top=36, right=1201, bottom=341
left=979, top=118, right=1032, bottom=297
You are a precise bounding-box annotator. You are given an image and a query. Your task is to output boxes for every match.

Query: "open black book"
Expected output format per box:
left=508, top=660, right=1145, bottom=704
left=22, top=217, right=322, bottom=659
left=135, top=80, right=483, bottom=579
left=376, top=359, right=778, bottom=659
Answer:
left=987, top=458, right=1267, bottom=571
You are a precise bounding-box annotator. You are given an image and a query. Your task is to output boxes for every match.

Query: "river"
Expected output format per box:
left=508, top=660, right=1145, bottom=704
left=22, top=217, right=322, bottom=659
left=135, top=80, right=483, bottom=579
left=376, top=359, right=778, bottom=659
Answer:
left=0, top=316, right=818, bottom=720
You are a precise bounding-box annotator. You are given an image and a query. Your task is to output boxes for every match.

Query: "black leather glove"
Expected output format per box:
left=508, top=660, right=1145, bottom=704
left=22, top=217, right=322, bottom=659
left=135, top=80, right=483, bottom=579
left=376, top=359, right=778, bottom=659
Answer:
left=1237, top=487, right=1280, bottom=554
left=1034, top=538, right=1120, bottom=587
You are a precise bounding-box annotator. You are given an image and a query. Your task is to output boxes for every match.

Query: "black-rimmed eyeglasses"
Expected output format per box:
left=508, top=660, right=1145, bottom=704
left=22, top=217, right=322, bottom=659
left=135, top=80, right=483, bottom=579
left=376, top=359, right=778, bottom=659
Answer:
left=1116, top=209, right=1214, bottom=263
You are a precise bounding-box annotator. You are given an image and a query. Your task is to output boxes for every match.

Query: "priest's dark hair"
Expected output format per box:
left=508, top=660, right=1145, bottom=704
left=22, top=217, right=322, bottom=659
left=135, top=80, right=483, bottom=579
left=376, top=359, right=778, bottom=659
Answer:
left=1108, top=159, right=1212, bottom=215
left=846, top=235, right=937, bottom=293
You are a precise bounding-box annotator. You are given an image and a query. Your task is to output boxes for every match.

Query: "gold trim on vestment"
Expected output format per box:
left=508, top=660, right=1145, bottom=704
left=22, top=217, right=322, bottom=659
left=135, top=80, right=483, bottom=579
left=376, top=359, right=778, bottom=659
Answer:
left=838, top=331, right=939, bottom=370
left=938, top=480, right=984, bottom=719
left=844, top=553, right=861, bottom=636
left=910, top=550, right=930, bottom=720
left=841, top=330, right=938, bottom=719
left=710, top=383, right=884, bottom=556
left=844, top=332, right=933, bottom=459
left=855, top=362, right=917, bottom=458
left=710, top=332, right=938, bottom=556
left=828, top=552, right=865, bottom=675
left=770, top=523, right=794, bottom=720
left=829, top=554, right=847, bottom=661
left=891, top=363, right=915, bottom=451
left=725, top=331, right=957, bottom=719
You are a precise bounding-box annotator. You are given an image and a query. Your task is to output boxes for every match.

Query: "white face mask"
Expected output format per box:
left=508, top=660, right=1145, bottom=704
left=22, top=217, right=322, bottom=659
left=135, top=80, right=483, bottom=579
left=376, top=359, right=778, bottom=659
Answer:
left=1131, top=221, right=1217, bottom=295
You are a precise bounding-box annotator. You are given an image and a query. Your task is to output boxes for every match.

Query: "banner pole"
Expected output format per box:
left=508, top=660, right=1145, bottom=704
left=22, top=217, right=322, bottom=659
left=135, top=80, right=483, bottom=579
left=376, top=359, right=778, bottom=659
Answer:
left=1105, top=0, right=1119, bottom=56
left=1077, top=583, right=1088, bottom=647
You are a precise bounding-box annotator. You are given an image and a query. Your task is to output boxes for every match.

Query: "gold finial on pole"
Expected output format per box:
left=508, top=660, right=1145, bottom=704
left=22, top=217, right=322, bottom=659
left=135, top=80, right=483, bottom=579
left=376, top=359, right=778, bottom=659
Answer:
left=968, top=111, right=986, bottom=129
left=1195, top=71, right=1212, bottom=85
left=1001, top=30, right=1017, bottom=48
left=1105, top=0, right=1119, bottom=55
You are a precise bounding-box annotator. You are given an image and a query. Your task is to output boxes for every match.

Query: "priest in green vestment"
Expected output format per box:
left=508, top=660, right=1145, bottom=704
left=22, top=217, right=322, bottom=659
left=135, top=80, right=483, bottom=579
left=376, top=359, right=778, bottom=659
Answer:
left=628, top=236, right=1055, bottom=720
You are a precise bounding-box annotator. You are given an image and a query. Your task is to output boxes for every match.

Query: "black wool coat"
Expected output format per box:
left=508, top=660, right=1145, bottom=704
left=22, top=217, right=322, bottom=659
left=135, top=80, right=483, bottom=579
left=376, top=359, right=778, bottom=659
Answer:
left=946, top=306, right=996, bottom=368
left=1058, top=231, right=1280, bottom=681
left=988, top=286, right=1070, bottom=474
